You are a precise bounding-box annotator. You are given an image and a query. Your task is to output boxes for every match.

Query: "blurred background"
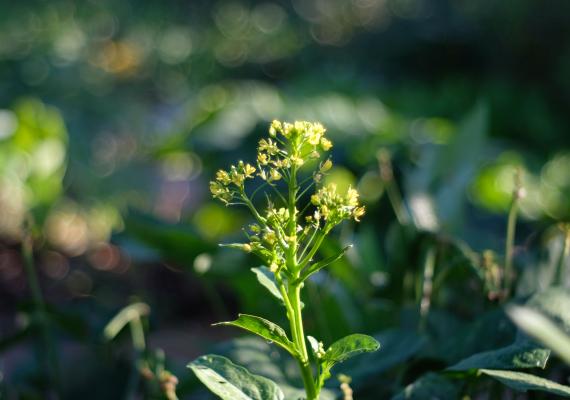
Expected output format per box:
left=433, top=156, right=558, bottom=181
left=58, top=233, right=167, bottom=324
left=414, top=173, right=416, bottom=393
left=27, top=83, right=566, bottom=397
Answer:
left=1, top=0, right=570, bottom=398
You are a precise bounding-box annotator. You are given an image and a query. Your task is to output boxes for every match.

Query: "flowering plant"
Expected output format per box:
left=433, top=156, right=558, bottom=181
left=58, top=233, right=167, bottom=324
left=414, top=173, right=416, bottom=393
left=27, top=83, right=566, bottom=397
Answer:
left=189, top=121, right=379, bottom=400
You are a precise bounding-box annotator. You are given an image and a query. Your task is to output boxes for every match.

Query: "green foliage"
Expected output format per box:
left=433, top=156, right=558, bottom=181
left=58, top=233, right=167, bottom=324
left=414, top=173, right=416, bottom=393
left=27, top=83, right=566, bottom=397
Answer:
left=480, top=369, right=570, bottom=397
left=214, top=314, right=298, bottom=357
left=322, top=334, right=380, bottom=366
left=189, top=355, right=285, bottom=400
left=393, top=373, right=461, bottom=400
left=251, top=267, right=284, bottom=303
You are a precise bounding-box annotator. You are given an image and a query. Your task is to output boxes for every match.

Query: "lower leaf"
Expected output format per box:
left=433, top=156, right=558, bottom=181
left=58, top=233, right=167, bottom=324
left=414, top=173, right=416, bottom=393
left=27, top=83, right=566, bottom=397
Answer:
left=188, top=354, right=285, bottom=400
left=480, top=369, right=570, bottom=397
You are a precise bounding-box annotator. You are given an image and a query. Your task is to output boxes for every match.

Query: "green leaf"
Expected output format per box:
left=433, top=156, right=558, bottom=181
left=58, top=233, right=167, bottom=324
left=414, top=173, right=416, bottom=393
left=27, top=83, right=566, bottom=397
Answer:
left=251, top=267, right=283, bottom=303
left=216, top=337, right=337, bottom=400
left=214, top=314, right=297, bottom=356
left=188, top=354, right=284, bottom=400
left=448, top=342, right=550, bottom=371
left=508, top=305, right=570, bottom=365
left=525, top=286, right=570, bottom=333
left=392, top=373, right=461, bottom=400
left=338, top=329, right=426, bottom=382
left=300, top=245, right=352, bottom=281
left=480, top=369, right=570, bottom=397
left=323, top=334, right=380, bottom=366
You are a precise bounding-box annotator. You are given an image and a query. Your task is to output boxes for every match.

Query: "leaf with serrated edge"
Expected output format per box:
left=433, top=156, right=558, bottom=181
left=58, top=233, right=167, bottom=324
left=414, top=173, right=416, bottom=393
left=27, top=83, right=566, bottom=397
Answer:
left=251, top=267, right=283, bottom=302
left=481, top=369, right=570, bottom=397
left=215, top=314, right=297, bottom=357
left=324, top=334, right=380, bottom=365
left=188, top=354, right=284, bottom=400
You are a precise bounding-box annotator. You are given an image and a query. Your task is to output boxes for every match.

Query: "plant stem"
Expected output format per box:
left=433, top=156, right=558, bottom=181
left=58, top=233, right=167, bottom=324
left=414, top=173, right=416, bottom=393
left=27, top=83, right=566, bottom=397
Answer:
left=504, top=168, right=524, bottom=298
left=377, top=149, right=410, bottom=225
left=288, top=283, right=318, bottom=400
left=22, top=231, right=61, bottom=398
left=419, top=246, right=436, bottom=331
left=504, top=198, right=519, bottom=296
left=556, top=226, right=570, bottom=285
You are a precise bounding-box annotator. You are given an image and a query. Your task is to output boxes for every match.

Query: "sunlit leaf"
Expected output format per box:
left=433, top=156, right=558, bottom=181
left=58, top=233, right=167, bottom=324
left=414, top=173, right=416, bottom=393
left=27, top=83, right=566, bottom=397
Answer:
left=480, top=369, right=570, bottom=397
left=188, top=354, right=284, bottom=400
left=215, top=314, right=297, bottom=356
left=251, top=267, right=283, bottom=303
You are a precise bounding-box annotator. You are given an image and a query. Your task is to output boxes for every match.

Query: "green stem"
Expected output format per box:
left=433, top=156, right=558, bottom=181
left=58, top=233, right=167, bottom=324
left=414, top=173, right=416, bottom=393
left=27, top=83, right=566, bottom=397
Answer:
left=504, top=199, right=519, bottom=296
left=419, top=246, right=436, bottom=332
left=386, top=180, right=410, bottom=226
left=22, top=232, right=61, bottom=397
left=556, top=229, right=570, bottom=285
left=288, top=283, right=318, bottom=400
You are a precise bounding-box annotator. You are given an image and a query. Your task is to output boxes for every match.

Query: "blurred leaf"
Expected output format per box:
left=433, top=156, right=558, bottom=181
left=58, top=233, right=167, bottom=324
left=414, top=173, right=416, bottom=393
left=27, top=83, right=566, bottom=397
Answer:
left=123, top=208, right=215, bottom=265
left=103, top=303, right=150, bottom=341
left=525, top=286, right=570, bottom=333
left=405, top=102, right=488, bottom=230
left=251, top=267, right=283, bottom=303
left=429, top=309, right=515, bottom=365
left=188, top=354, right=284, bottom=400
left=480, top=369, right=570, bottom=397
left=339, top=329, right=426, bottom=383
left=392, top=373, right=461, bottom=400
left=0, top=326, right=31, bottom=353
left=508, top=306, right=570, bottom=365
left=448, top=341, right=550, bottom=371
left=215, top=314, right=297, bottom=356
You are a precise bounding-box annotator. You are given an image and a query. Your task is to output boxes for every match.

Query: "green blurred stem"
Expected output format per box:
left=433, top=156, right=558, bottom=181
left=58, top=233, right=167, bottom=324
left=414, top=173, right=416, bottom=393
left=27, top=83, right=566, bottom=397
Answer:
left=22, top=233, right=60, bottom=397
left=386, top=179, right=410, bottom=226
left=419, top=247, right=436, bottom=331
left=125, top=316, right=146, bottom=400
left=556, top=230, right=570, bottom=285
left=504, top=198, right=519, bottom=296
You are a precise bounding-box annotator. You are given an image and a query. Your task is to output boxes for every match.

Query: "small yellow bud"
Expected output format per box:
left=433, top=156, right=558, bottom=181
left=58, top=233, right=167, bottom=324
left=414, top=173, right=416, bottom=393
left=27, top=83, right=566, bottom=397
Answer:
left=320, top=159, right=333, bottom=173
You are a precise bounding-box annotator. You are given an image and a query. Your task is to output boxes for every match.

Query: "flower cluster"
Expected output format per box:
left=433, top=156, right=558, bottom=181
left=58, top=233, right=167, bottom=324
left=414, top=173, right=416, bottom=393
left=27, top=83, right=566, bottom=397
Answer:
left=209, top=120, right=364, bottom=276
left=210, top=160, right=256, bottom=204
left=257, top=120, right=332, bottom=182
left=310, top=184, right=365, bottom=226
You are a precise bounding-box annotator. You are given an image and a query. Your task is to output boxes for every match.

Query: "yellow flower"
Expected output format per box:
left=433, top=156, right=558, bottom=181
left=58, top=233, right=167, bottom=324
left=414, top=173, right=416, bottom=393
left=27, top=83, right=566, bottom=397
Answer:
left=269, top=169, right=282, bottom=182
left=258, top=153, right=269, bottom=165
left=216, top=169, right=231, bottom=185
left=320, top=138, right=332, bottom=151
left=243, top=163, right=256, bottom=178
left=353, top=206, right=365, bottom=222
left=346, top=186, right=359, bottom=207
